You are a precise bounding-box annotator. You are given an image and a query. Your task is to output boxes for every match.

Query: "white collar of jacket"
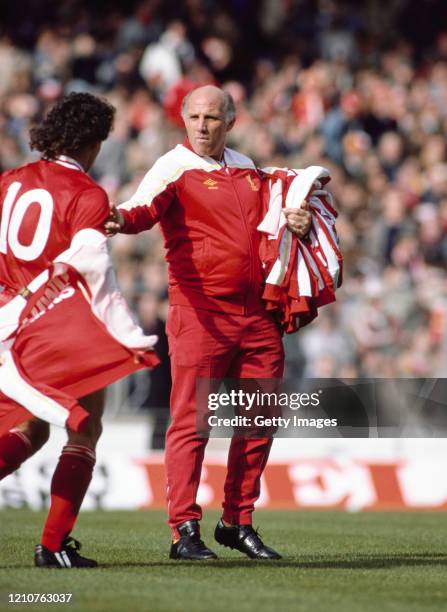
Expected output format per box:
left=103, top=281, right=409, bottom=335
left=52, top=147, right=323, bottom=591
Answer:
left=177, top=144, right=256, bottom=171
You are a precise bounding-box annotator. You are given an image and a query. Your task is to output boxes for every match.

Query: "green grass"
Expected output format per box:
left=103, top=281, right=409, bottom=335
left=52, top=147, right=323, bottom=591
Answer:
left=1, top=509, right=447, bottom=612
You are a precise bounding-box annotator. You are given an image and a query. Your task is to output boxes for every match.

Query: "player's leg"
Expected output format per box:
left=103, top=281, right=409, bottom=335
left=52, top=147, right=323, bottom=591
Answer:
left=215, top=310, right=284, bottom=559
left=0, top=417, right=50, bottom=479
left=35, top=388, right=105, bottom=569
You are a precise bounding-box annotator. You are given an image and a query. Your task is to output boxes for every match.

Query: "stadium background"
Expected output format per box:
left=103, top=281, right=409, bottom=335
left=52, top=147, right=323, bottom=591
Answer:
left=0, top=0, right=446, bottom=514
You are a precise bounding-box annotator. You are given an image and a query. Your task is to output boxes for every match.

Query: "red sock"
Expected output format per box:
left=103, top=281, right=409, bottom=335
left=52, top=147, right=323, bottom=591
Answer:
left=41, top=445, right=96, bottom=552
left=0, top=429, right=32, bottom=479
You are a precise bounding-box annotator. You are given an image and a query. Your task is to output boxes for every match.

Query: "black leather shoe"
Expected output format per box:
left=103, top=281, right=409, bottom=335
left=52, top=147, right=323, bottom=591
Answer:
left=170, top=520, right=217, bottom=560
left=214, top=519, right=282, bottom=559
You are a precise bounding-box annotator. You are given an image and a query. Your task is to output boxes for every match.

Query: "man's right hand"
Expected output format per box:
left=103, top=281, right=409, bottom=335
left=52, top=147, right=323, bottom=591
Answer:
left=104, top=205, right=124, bottom=237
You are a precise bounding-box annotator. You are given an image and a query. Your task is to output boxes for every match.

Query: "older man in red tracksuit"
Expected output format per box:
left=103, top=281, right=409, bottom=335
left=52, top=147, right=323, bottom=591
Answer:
left=107, top=86, right=311, bottom=560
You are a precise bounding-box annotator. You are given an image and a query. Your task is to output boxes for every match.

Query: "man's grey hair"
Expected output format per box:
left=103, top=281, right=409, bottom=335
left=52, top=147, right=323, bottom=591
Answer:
left=181, top=89, right=236, bottom=125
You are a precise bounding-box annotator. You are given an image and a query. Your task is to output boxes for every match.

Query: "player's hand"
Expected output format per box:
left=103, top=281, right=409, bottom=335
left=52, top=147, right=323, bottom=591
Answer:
left=284, top=200, right=312, bottom=238
left=105, top=205, right=124, bottom=237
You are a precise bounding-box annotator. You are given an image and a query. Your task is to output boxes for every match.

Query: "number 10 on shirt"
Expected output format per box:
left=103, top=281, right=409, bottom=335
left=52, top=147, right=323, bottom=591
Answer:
left=0, top=181, right=54, bottom=261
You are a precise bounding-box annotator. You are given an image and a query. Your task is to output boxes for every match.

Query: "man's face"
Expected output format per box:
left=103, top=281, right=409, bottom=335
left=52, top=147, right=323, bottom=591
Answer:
left=183, top=92, right=233, bottom=160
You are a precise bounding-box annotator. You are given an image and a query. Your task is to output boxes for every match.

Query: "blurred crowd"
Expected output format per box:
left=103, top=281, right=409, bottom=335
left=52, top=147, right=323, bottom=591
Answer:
left=1, top=0, right=446, bottom=382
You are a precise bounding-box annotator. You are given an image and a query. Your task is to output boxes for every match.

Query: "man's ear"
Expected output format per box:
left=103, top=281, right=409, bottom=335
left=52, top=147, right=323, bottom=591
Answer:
left=226, top=118, right=236, bottom=132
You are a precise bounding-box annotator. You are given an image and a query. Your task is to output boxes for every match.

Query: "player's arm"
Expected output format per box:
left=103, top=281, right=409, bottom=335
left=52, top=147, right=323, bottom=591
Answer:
left=105, top=159, right=176, bottom=236
left=65, top=186, right=158, bottom=351
left=54, top=228, right=157, bottom=352
left=1, top=237, right=157, bottom=355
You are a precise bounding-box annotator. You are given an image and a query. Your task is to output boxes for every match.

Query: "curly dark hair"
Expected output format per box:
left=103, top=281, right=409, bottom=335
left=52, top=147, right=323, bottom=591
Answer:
left=29, top=92, right=115, bottom=159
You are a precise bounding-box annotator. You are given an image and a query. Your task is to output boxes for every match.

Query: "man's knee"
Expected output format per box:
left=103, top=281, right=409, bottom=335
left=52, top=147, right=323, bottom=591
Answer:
left=17, top=419, right=50, bottom=452
left=67, top=389, right=105, bottom=448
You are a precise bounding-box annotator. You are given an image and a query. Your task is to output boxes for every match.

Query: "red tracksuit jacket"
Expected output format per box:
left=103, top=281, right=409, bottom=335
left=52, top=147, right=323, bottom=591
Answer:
left=119, top=141, right=266, bottom=315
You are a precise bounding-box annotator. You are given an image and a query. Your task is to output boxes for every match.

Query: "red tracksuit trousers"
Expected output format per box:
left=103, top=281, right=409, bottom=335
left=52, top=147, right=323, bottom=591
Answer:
left=165, top=304, right=284, bottom=537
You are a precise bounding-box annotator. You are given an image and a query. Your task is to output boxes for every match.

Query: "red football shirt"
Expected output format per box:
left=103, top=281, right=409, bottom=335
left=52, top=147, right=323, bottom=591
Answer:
left=0, top=156, right=159, bottom=432
left=0, top=157, right=109, bottom=292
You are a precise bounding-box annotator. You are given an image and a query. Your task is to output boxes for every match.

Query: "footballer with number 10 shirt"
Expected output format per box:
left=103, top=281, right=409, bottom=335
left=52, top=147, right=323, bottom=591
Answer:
left=0, top=93, right=159, bottom=568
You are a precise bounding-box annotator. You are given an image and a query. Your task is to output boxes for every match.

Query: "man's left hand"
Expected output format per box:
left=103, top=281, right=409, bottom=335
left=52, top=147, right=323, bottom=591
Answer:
left=284, top=201, right=312, bottom=238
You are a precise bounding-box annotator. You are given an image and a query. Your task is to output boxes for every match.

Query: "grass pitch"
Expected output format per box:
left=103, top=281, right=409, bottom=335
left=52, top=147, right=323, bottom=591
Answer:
left=0, top=509, right=446, bottom=612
